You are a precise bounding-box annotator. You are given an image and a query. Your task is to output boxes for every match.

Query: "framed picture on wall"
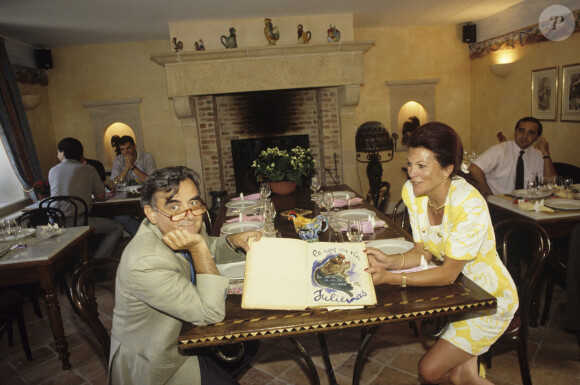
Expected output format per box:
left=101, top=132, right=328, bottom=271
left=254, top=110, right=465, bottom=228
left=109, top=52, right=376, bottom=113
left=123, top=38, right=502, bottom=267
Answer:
left=531, top=67, right=558, bottom=121
left=561, top=63, right=580, bottom=122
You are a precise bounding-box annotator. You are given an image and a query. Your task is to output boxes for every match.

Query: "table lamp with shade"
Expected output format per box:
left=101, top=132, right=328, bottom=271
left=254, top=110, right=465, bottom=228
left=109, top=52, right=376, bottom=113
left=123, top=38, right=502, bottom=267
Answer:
left=355, top=121, right=398, bottom=205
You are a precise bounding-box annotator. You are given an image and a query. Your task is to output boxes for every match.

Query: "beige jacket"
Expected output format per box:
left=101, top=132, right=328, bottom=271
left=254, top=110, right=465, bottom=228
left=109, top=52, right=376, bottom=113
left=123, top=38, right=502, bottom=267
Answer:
left=108, top=219, right=244, bottom=384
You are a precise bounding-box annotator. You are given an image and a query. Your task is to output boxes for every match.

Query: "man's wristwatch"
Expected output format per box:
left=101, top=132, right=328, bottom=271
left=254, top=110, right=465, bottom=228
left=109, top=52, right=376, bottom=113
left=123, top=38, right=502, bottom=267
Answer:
left=130, top=166, right=136, bottom=171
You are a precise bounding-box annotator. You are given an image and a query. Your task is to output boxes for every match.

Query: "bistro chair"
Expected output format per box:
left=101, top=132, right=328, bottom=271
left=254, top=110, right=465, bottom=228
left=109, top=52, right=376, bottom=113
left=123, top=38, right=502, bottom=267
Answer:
left=13, top=207, right=66, bottom=319
left=71, top=257, right=120, bottom=360
left=391, top=198, right=411, bottom=235
left=0, top=289, right=33, bottom=361
left=17, top=207, right=65, bottom=229
left=365, top=181, right=390, bottom=213
left=482, top=218, right=550, bottom=385
left=40, top=195, right=89, bottom=226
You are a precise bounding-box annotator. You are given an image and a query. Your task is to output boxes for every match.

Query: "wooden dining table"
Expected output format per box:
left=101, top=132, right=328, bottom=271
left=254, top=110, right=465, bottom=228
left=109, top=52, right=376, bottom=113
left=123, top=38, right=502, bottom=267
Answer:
left=0, top=226, right=93, bottom=370
left=90, top=192, right=142, bottom=218
left=180, top=185, right=497, bottom=385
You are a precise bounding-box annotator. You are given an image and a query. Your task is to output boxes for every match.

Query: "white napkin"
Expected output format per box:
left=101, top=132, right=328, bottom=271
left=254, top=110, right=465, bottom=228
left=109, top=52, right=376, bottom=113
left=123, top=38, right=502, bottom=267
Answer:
left=517, top=199, right=554, bottom=212
left=36, top=223, right=64, bottom=240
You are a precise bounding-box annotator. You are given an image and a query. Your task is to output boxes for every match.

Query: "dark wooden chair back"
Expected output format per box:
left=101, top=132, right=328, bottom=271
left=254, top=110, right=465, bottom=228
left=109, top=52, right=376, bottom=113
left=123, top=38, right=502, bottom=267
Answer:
left=482, top=218, right=551, bottom=385
left=71, top=257, right=120, bottom=360
left=366, top=181, right=390, bottom=213
left=17, top=207, right=65, bottom=229
left=391, top=199, right=410, bottom=234
left=40, top=196, right=89, bottom=226
left=0, top=289, right=32, bottom=361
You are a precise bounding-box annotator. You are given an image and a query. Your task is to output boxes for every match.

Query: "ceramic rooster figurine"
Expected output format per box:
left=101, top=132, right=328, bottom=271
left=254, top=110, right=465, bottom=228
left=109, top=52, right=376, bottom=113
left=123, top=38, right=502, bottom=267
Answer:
left=172, top=37, right=183, bottom=52
left=288, top=211, right=328, bottom=242
left=264, top=18, right=280, bottom=45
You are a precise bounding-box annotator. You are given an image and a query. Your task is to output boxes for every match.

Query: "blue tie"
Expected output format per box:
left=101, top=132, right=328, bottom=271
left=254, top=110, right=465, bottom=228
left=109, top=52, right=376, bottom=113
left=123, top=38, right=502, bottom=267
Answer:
left=180, top=251, right=196, bottom=285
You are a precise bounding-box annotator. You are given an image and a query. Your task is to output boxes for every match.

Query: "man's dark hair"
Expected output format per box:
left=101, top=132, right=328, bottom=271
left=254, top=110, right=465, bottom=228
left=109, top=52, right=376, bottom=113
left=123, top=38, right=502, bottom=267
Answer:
left=514, top=116, right=543, bottom=136
left=57, top=137, right=83, bottom=161
left=141, top=166, right=201, bottom=208
left=118, top=135, right=136, bottom=147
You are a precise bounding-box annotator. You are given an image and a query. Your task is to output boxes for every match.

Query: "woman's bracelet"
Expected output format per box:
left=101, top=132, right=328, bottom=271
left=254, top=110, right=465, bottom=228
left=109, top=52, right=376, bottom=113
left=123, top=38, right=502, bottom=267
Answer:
left=399, top=253, right=405, bottom=270
left=401, top=273, right=407, bottom=288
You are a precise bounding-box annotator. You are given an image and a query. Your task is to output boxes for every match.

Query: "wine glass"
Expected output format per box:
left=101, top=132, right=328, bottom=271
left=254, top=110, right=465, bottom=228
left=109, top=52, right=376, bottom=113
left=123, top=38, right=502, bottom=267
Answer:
left=259, top=183, right=271, bottom=200
left=0, top=219, right=7, bottom=242
left=310, top=176, right=321, bottom=195
left=321, top=191, right=334, bottom=214
left=346, top=220, right=363, bottom=242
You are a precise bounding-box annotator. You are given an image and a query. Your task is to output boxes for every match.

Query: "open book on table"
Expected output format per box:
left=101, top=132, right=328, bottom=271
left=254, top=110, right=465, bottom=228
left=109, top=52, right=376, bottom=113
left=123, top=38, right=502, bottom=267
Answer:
left=242, top=238, right=377, bottom=310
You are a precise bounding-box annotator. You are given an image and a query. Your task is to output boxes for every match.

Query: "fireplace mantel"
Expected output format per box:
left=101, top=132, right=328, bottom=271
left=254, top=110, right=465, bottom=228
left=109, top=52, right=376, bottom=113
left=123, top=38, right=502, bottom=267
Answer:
left=151, top=41, right=374, bottom=98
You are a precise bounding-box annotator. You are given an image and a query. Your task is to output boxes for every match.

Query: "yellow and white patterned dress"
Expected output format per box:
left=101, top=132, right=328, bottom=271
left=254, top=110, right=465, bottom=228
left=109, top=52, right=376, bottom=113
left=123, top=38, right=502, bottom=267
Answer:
left=402, top=177, right=518, bottom=355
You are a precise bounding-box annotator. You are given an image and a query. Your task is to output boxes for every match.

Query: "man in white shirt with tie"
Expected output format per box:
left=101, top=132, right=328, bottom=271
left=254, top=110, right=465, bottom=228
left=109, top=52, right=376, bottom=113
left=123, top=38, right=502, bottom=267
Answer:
left=469, top=116, right=557, bottom=197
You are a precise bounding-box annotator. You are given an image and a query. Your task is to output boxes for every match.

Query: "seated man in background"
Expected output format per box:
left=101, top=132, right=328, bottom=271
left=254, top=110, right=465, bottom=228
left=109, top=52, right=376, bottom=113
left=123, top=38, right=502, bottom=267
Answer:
left=48, top=137, right=124, bottom=259
left=109, top=166, right=261, bottom=385
left=469, top=116, right=557, bottom=196
left=109, top=135, right=157, bottom=236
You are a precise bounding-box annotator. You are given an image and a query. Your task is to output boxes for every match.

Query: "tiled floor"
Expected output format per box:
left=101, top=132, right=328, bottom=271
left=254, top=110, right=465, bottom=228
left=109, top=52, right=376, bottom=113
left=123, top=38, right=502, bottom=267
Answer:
left=1, top=281, right=579, bottom=385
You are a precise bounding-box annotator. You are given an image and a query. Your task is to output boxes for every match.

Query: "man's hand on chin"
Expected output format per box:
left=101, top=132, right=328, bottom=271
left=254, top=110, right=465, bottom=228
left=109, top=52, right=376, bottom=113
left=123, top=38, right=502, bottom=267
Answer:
left=162, top=229, right=206, bottom=252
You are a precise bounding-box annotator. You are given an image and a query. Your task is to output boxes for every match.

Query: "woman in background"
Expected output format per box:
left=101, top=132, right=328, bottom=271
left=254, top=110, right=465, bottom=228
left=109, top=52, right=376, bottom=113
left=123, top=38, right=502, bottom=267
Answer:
left=366, top=122, right=518, bottom=384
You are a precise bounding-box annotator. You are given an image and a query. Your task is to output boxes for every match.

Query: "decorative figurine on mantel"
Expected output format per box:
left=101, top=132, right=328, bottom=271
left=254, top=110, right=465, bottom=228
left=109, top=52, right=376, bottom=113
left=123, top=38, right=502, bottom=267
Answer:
left=264, top=18, right=280, bottom=45
left=194, top=39, right=205, bottom=51
left=327, top=24, right=341, bottom=42
left=220, top=27, right=238, bottom=48
left=171, top=37, right=183, bottom=52
left=297, top=24, right=311, bottom=44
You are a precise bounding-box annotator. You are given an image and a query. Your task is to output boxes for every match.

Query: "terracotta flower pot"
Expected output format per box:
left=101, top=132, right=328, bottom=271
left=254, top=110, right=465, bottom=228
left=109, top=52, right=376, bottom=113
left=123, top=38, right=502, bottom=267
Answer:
left=269, top=181, right=297, bottom=195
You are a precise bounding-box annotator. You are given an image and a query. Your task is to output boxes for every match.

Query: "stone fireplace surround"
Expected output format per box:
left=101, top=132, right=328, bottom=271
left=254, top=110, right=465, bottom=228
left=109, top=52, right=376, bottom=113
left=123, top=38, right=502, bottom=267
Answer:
left=151, top=41, right=373, bottom=197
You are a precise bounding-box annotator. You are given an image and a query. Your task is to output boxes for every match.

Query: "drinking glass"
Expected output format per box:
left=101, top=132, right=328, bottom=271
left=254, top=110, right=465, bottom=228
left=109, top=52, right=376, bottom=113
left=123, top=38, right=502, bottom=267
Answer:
left=321, top=191, right=334, bottom=214
left=310, top=176, right=321, bottom=194
left=346, top=220, right=363, bottom=242
left=0, top=219, right=7, bottom=242
left=563, top=177, right=573, bottom=190
left=259, top=183, right=271, bottom=200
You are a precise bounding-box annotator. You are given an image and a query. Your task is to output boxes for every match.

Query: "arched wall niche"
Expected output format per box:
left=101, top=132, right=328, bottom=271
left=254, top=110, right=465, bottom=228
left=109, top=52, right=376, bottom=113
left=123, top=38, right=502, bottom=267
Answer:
left=82, top=98, right=143, bottom=169
left=386, top=78, right=439, bottom=151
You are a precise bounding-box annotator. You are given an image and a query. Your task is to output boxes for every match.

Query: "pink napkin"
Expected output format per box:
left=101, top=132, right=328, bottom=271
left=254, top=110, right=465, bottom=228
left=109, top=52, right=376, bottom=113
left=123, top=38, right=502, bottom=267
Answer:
left=226, top=214, right=264, bottom=223
left=231, top=193, right=261, bottom=201
left=333, top=197, right=364, bottom=208
left=340, top=219, right=386, bottom=233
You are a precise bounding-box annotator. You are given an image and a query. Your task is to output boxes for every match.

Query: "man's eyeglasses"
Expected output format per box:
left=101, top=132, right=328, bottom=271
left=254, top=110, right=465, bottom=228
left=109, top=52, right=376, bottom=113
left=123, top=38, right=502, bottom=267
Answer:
left=153, top=200, right=207, bottom=222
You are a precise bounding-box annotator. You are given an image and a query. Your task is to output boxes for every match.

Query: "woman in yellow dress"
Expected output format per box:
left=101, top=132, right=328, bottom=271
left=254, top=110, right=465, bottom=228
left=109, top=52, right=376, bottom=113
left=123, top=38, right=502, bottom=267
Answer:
left=366, top=122, right=518, bottom=384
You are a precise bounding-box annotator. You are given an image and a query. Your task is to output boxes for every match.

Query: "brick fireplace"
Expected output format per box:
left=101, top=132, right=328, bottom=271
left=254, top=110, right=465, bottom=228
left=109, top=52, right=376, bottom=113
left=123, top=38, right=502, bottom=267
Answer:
left=151, top=41, right=373, bottom=198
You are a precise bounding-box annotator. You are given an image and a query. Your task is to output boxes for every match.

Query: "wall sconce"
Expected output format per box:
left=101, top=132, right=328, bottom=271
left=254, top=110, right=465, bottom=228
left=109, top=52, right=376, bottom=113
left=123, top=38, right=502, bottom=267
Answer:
left=21, top=94, right=42, bottom=110
left=355, top=121, right=397, bottom=197
left=490, top=62, right=515, bottom=78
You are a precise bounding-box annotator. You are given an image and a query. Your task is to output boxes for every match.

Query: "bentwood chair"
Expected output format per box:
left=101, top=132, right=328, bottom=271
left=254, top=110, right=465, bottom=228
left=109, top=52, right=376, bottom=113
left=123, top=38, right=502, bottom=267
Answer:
left=365, top=181, right=390, bottom=213
left=40, top=195, right=89, bottom=226
left=482, top=218, right=551, bottom=385
left=0, top=289, right=33, bottom=361
left=14, top=207, right=66, bottom=318
left=17, top=207, right=65, bottom=229
left=391, top=199, right=411, bottom=235
left=71, top=257, right=120, bottom=360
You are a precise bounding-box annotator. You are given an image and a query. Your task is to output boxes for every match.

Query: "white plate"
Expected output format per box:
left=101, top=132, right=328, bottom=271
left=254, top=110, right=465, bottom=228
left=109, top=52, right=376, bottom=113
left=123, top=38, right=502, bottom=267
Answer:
left=367, top=239, right=414, bottom=254
left=543, top=199, right=580, bottom=211
left=116, top=186, right=141, bottom=193
left=4, top=228, right=35, bottom=241
left=510, top=189, right=552, bottom=199
left=220, top=221, right=265, bottom=235
left=216, top=261, right=246, bottom=280
left=225, top=200, right=260, bottom=210
left=331, top=191, right=355, bottom=199
left=333, top=209, right=376, bottom=221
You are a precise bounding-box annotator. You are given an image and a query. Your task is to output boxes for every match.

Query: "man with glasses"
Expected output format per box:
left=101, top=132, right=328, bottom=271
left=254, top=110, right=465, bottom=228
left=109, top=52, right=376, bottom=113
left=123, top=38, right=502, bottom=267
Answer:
left=109, top=166, right=261, bottom=385
left=469, top=116, right=557, bottom=197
